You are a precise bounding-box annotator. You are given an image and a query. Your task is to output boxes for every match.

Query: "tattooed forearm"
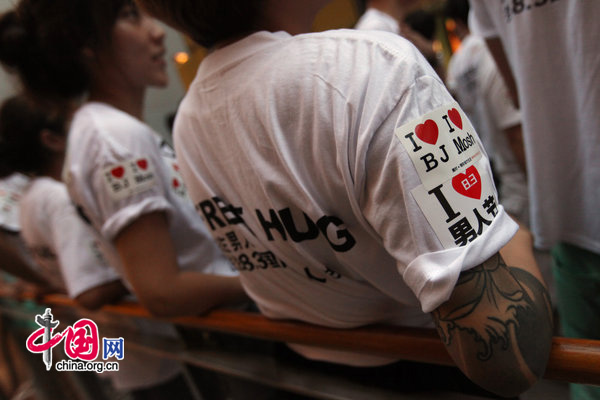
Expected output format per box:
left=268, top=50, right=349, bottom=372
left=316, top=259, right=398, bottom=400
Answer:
left=431, top=253, right=553, bottom=397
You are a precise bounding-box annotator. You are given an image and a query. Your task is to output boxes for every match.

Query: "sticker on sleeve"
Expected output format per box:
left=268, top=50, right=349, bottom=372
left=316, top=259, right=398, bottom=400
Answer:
left=102, top=158, right=157, bottom=201
left=396, top=103, right=482, bottom=190
left=411, top=159, right=500, bottom=249
left=0, top=187, right=21, bottom=230
left=166, top=159, right=188, bottom=199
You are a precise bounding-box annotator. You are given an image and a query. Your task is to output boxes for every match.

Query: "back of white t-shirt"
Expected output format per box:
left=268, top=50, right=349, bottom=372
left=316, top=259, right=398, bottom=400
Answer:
left=175, top=29, right=516, bottom=332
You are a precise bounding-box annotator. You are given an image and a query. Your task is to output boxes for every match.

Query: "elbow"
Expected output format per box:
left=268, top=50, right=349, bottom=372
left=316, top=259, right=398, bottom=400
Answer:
left=143, top=302, right=179, bottom=318
left=73, top=282, right=128, bottom=311
left=138, top=292, right=187, bottom=318
left=464, top=364, right=542, bottom=398
left=458, top=333, right=552, bottom=398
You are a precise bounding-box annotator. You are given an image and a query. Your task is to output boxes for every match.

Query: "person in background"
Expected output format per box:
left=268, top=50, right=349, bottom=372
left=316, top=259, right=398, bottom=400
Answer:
left=0, top=0, right=246, bottom=319
left=0, top=2, right=248, bottom=397
left=0, top=173, right=57, bottom=294
left=467, top=2, right=600, bottom=399
left=444, top=0, right=528, bottom=231
left=136, top=0, right=553, bottom=397
left=0, top=94, right=203, bottom=400
left=444, top=0, right=558, bottom=309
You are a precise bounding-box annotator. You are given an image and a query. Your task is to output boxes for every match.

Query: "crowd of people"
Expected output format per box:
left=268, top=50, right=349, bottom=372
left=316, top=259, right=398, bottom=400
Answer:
left=0, top=0, right=596, bottom=399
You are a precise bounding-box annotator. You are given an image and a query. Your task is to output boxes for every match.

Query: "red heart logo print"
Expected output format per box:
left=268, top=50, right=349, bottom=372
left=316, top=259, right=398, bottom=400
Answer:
left=173, top=178, right=180, bottom=188
left=448, top=108, right=463, bottom=130
left=111, top=166, right=125, bottom=179
left=452, top=166, right=482, bottom=199
left=415, top=119, right=439, bottom=145
left=137, top=159, right=148, bottom=170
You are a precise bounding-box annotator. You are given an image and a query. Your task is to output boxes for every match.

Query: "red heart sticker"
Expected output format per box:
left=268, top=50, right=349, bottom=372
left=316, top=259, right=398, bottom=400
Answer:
left=137, top=159, right=148, bottom=170
left=452, top=166, right=482, bottom=199
left=173, top=178, right=180, bottom=188
left=448, top=108, right=463, bottom=130
left=111, top=166, right=125, bottom=179
left=415, top=119, right=439, bottom=145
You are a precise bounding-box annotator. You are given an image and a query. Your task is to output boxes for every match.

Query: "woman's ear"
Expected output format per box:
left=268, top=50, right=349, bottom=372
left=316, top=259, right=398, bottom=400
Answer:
left=40, top=129, right=66, bottom=153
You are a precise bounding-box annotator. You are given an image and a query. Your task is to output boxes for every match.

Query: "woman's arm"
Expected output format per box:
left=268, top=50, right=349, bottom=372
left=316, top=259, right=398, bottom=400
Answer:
left=114, top=211, right=248, bottom=317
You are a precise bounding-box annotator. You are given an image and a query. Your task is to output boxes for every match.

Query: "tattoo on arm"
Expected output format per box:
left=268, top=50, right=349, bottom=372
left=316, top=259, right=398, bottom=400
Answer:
left=432, top=253, right=553, bottom=394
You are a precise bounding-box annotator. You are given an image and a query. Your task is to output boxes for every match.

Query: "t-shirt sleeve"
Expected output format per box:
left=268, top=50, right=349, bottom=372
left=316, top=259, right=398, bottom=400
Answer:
left=84, top=125, right=173, bottom=242
left=360, top=74, right=517, bottom=313
left=46, top=186, right=120, bottom=298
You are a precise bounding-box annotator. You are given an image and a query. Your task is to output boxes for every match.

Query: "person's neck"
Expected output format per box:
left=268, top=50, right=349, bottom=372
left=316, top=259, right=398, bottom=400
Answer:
left=88, top=86, right=145, bottom=120
left=45, top=155, right=66, bottom=182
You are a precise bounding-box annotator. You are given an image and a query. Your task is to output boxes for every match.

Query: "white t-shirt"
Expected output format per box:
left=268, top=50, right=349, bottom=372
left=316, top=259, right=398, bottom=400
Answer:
left=446, top=34, right=528, bottom=224
left=469, top=1, right=600, bottom=253
left=354, top=8, right=400, bottom=34
left=19, top=177, right=118, bottom=296
left=63, top=102, right=236, bottom=280
left=0, top=173, right=29, bottom=232
left=62, top=103, right=233, bottom=390
left=174, top=29, right=517, bottom=365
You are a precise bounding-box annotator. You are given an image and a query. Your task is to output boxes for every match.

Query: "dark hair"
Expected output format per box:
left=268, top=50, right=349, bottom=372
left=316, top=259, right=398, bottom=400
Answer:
left=444, top=0, right=470, bottom=26
left=0, top=0, right=130, bottom=102
left=138, top=0, right=265, bottom=48
left=0, top=95, right=69, bottom=178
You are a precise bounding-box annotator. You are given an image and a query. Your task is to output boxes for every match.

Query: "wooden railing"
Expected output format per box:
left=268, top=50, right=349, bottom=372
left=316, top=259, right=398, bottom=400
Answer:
left=31, top=294, right=600, bottom=387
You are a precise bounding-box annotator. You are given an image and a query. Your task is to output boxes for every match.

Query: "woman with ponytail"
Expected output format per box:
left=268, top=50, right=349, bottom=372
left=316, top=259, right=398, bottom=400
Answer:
left=0, top=0, right=246, bottom=318
left=0, top=1, right=247, bottom=395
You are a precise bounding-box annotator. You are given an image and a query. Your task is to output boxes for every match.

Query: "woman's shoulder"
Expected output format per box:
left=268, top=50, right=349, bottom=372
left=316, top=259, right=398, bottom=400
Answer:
left=71, top=102, right=149, bottom=139
left=23, top=177, right=68, bottom=206
left=68, top=102, right=160, bottom=166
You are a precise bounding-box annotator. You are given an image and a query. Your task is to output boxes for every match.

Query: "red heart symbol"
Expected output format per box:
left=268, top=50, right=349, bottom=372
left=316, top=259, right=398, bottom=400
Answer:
left=415, top=119, right=439, bottom=145
left=137, top=159, right=148, bottom=170
left=448, top=108, right=463, bottom=130
left=173, top=178, right=180, bottom=188
left=452, top=166, right=482, bottom=199
left=111, top=166, right=125, bottom=179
